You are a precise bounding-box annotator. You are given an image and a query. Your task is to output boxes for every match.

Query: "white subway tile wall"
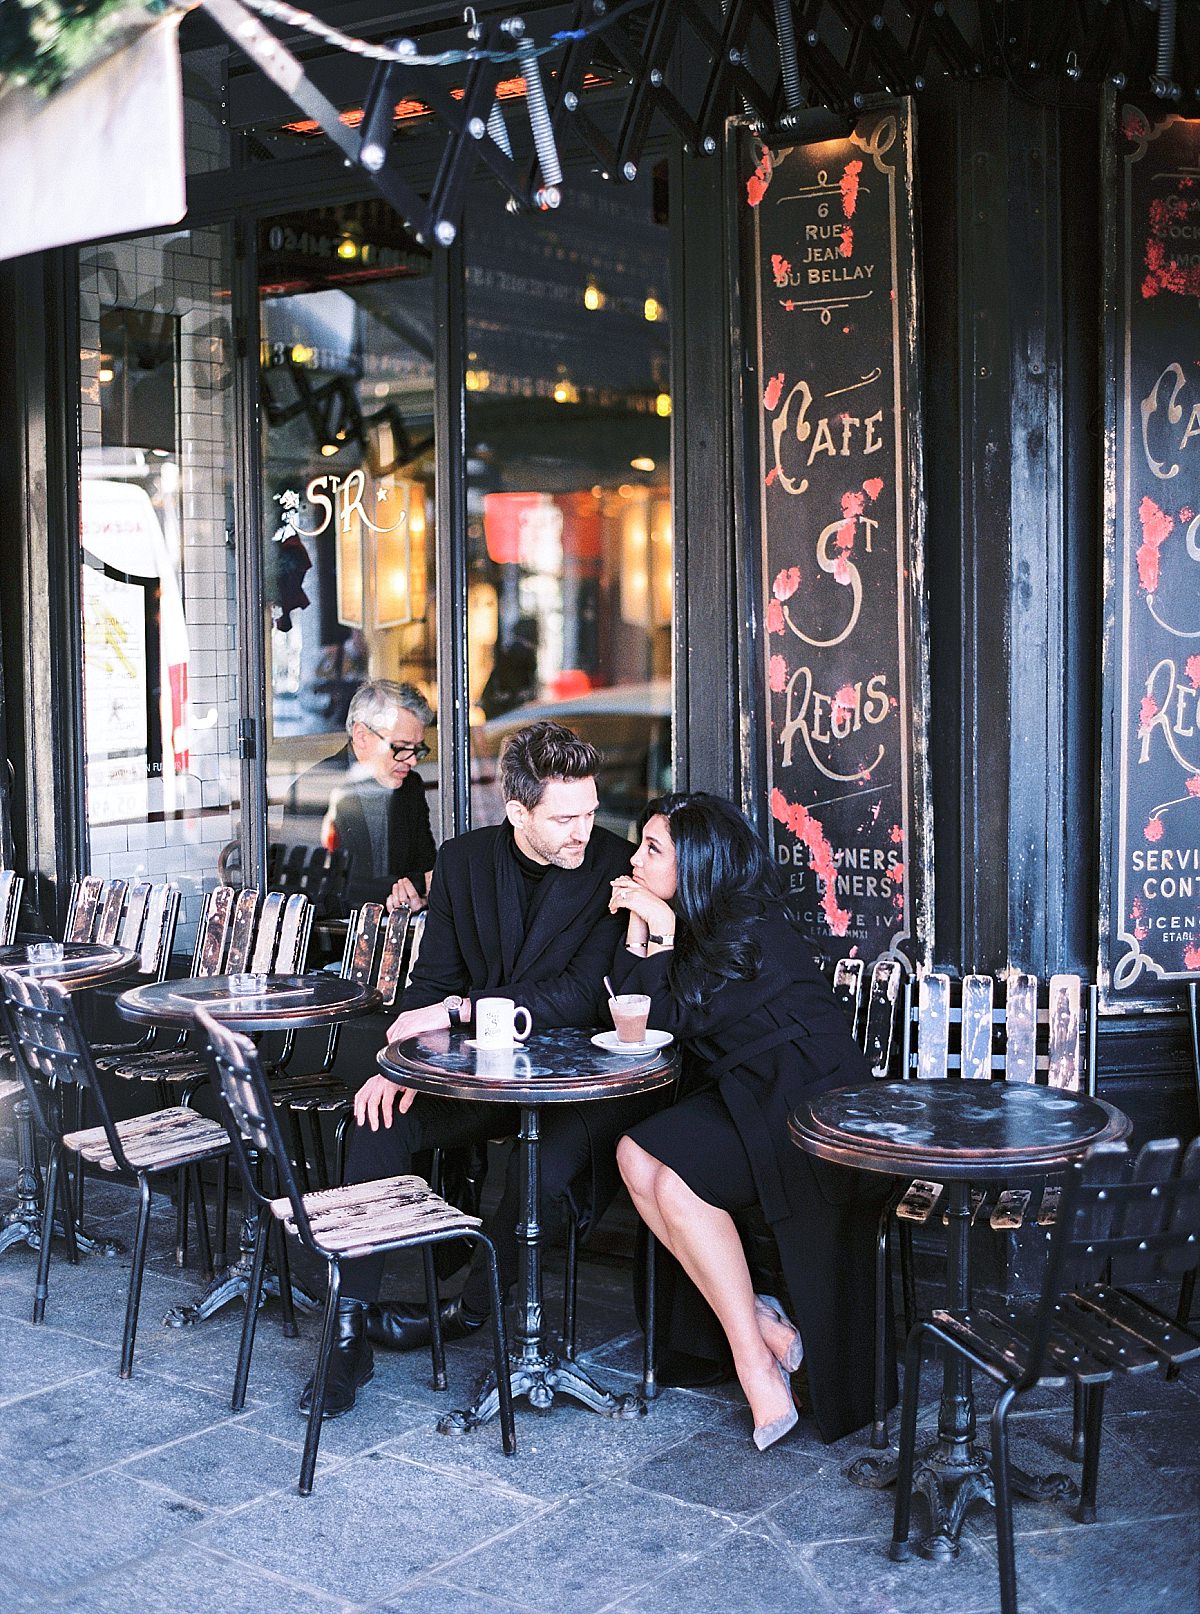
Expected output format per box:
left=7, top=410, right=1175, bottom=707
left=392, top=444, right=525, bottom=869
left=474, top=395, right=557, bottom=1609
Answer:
left=79, top=222, right=238, bottom=958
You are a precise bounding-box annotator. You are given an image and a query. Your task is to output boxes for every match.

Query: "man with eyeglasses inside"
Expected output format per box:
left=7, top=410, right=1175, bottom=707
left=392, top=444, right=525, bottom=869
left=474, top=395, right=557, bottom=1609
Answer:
left=284, top=679, right=437, bottom=915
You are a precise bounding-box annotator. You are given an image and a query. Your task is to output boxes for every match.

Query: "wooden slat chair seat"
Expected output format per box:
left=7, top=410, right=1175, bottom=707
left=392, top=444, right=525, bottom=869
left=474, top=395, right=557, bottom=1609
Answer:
left=197, top=1006, right=514, bottom=1494
left=63, top=1107, right=227, bottom=1175
left=0, top=968, right=227, bottom=1376
left=269, top=1173, right=483, bottom=1257
left=891, top=1138, right=1200, bottom=1614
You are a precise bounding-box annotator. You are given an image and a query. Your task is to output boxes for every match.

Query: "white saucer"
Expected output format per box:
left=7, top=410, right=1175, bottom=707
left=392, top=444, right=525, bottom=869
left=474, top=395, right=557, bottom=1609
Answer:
left=590, top=1029, right=673, bottom=1054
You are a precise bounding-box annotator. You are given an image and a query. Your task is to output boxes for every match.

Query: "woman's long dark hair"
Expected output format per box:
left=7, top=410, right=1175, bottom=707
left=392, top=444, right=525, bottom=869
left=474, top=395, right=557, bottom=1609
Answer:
left=641, top=792, right=786, bottom=1007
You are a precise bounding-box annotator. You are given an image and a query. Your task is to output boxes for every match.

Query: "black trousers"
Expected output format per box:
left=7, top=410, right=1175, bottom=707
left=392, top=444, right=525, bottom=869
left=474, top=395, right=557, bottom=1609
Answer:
left=340, top=1089, right=663, bottom=1308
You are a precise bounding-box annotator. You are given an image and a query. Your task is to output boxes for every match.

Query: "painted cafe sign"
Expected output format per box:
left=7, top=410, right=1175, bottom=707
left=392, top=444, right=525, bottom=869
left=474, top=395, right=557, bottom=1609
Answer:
left=1103, top=107, right=1200, bottom=1001
left=745, top=105, right=931, bottom=967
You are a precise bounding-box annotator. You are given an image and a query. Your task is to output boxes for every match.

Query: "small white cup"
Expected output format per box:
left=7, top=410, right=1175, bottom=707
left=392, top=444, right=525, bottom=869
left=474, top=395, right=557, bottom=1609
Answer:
left=27, top=941, right=64, bottom=971
left=474, top=996, right=532, bottom=1048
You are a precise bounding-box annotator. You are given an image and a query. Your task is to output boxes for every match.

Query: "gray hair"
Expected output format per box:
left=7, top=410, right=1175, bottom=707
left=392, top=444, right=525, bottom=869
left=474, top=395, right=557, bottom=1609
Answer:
left=346, top=679, right=434, bottom=737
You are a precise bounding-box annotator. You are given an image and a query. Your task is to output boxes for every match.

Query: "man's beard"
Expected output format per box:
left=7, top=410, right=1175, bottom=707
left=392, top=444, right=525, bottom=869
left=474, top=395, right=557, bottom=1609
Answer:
left=521, top=824, right=588, bottom=869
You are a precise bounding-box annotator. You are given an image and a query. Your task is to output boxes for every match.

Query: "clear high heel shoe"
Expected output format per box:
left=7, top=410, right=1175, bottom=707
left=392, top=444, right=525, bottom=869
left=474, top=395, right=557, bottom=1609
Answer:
left=753, top=1359, right=800, bottom=1451
left=754, top=1293, right=805, bottom=1372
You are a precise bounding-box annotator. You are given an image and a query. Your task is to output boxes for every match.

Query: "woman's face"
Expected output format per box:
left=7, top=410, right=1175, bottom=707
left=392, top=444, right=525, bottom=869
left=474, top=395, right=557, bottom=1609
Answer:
left=630, top=813, right=678, bottom=901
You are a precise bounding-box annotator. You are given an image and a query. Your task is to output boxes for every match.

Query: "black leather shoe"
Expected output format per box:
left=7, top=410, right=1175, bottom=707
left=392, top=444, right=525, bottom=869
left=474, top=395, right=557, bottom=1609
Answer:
left=299, top=1297, right=374, bottom=1418
left=366, top=1293, right=488, bottom=1352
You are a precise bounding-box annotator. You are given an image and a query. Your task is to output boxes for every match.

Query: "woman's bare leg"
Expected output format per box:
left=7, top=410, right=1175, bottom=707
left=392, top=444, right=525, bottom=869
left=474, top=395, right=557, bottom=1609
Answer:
left=618, top=1138, right=792, bottom=1430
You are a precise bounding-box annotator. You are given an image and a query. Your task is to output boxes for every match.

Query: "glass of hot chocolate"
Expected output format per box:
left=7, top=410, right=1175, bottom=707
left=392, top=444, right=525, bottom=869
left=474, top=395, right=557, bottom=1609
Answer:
left=608, top=992, right=652, bottom=1044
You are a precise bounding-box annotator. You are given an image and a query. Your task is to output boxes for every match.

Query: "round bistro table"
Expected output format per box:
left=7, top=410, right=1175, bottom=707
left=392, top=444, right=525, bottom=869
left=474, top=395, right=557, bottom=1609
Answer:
left=789, top=1079, right=1131, bottom=1560
left=379, top=1025, right=679, bottom=1431
left=0, top=942, right=138, bottom=1258
left=118, top=972, right=379, bottom=1326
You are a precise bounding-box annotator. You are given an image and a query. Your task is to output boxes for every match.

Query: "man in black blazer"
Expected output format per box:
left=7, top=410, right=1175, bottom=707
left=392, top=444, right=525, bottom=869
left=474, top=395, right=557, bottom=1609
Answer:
left=281, top=679, right=436, bottom=915
left=300, top=720, right=652, bottom=1419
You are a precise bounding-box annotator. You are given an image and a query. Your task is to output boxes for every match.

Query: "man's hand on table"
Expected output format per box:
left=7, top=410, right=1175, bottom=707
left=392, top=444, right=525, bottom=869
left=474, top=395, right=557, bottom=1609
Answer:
left=354, top=1073, right=413, bottom=1127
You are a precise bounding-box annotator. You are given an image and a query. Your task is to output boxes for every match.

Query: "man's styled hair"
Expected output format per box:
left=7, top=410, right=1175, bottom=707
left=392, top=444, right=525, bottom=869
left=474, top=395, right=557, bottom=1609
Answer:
left=346, top=679, right=434, bottom=737
left=499, top=721, right=601, bottom=808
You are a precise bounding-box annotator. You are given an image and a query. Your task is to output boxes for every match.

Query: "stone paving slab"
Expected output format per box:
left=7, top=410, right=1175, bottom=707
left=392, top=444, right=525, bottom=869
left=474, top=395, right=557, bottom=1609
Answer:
left=447, top=1480, right=737, bottom=1614
left=191, top=1448, right=542, bottom=1606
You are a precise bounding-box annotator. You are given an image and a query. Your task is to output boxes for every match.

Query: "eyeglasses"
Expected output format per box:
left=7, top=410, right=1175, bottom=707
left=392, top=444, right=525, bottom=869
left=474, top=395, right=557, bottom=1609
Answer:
left=366, top=727, right=430, bottom=763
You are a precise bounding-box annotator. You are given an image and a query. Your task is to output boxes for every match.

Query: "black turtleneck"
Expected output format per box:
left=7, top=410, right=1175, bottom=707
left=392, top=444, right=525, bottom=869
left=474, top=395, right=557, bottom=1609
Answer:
left=507, top=826, right=549, bottom=926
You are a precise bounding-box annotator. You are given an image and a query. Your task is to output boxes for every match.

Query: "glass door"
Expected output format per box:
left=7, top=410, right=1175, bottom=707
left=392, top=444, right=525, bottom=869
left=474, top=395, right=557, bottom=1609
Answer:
left=257, top=202, right=439, bottom=931
left=78, top=225, right=242, bottom=954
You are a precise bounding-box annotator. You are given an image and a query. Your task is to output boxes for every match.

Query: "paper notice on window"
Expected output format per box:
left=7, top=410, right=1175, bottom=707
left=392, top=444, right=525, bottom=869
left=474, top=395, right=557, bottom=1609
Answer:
left=0, top=16, right=186, bottom=263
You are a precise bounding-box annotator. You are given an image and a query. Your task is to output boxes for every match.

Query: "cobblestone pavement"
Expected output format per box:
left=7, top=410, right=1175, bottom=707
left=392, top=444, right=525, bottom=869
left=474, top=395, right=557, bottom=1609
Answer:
left=0, top=1160, right=1195, bottom=1613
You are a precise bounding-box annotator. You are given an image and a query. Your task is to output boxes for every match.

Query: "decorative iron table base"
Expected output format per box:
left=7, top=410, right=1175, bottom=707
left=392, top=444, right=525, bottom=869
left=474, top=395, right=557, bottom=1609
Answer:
left=437, top=1347, right=646, bottom=1435
left=164, top=1210, right=318, bottom=1329
left=850, top=1434, right=1077, bottom=1558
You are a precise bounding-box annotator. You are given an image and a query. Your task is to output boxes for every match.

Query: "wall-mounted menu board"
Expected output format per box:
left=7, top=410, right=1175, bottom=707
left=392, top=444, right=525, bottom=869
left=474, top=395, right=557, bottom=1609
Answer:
left=745, top=105, right=931, bottom=967
left=1102, top=108, right=1200, bottom=1004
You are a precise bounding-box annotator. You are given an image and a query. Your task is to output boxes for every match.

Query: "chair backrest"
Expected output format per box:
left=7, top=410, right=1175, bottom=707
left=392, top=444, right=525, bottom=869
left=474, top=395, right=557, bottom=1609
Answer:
left=899, top=971, right=1094, bottom=1093
left=63, top=878, right=180, bottom=980
left=198, top=1004, right=317, bottom=1244
left=861, top=957, right=904, bottom=1078
left=829, top=956, right=903, bottom=1078
left=0, top=968, right=129, bottom=1168
left=0, top=870, right=23, bottom=946
left=338, top=902, right=411, bottom=1004
left=187, top=886, right=312, bottom=979
left=1023, top=1137, right=1200, bottom=1386
left=831, top=958, right=865, bottom=1036
left=403, top=910, right=427, bottom=989
left=268, top=842, right=353, bottom=916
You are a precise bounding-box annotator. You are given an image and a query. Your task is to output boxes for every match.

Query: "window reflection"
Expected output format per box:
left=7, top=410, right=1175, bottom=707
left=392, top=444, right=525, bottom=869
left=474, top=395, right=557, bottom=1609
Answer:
left=466, top=168, right=673, bottom=839
left=260, top=204, right=439, bottom=930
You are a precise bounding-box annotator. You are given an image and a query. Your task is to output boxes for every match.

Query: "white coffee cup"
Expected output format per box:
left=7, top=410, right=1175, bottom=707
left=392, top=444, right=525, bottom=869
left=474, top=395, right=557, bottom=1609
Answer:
left=474, top=996, right=532, bottom=1049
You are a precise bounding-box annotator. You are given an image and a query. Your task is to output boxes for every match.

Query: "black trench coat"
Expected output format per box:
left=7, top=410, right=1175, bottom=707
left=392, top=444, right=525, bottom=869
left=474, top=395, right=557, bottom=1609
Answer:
left=613, top=907, right=894, bottom=1444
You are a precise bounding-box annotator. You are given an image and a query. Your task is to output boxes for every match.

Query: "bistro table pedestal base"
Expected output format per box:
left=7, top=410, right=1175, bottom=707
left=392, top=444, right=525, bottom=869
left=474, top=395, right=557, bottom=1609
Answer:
left=853, top=1438, right=1077, bottom=1558
left=438, top=1347, right=646, bottom=1435
left=164, top=1209, right=318, bottom=1329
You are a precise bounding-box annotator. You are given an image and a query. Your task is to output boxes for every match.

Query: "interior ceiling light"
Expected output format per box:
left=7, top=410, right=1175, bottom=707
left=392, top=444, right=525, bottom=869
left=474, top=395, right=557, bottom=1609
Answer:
left=337, top=235, right=360, bottom=259
left=644, top=297, right=661, bottom=322
left=583, top=283, right=604, bottom=311
left=320, top=441, right=341, bottom=457
left=655, top=393, right=672, bottom=418
left=630, top=456, right=656, bottom=473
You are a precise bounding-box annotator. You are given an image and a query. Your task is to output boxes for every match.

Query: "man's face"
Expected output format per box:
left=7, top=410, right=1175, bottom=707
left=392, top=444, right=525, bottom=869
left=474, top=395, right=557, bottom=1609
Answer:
left=351, top=707, right=427, bottom=790
left=506, top=777, right=599, bottom=869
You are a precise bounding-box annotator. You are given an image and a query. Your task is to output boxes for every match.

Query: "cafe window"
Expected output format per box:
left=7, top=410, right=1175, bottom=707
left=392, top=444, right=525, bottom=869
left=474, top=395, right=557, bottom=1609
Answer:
left=260, top=203, right=440, bottom=918
left=464, top=167, right=673, bottom=838
left=78, top=226, right=241, bottom=951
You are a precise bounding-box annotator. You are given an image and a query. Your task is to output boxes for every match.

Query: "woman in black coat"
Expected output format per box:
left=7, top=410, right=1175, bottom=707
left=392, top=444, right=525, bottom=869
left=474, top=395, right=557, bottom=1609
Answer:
left=608, top=792, right=889, bottom=1448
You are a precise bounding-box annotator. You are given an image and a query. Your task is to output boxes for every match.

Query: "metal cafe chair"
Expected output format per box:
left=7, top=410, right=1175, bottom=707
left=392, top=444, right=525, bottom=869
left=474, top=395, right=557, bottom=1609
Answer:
left=890, top=1136, right=1200, bottom=1614
left=0, top=968, right=228, bottom=1375
left=268, top=901, right=413, bottom=1190
left=102, top=885, right=312, bottom=1267
left=196, top=1005, right=515, bottom=1495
